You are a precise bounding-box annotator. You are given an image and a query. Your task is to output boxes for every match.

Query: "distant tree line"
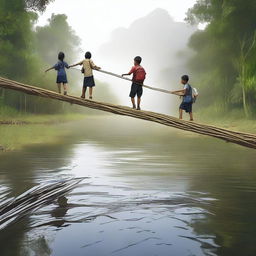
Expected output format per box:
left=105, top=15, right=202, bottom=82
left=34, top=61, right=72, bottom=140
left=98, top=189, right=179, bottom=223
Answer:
left=186, top=0, right=256, bottom=118
left=0, top=0, right=82, bottom=114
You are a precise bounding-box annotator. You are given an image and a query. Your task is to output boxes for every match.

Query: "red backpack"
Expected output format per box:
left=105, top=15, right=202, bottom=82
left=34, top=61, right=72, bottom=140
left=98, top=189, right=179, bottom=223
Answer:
left=134, top=66, right=146, bottom=82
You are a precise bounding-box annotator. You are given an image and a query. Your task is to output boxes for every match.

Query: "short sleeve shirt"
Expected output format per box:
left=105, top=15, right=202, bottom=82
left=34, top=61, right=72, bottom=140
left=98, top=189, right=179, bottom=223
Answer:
left=183, top=83, right=192, bottom=99
left=54, top=61, right=69, bottom=76
left=79, top=59, right=97, bottom=77
left=129, top=65, right=139, bottom=80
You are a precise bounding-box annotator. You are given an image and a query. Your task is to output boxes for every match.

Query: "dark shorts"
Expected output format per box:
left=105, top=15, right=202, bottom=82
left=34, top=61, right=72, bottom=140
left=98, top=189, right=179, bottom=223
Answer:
left=180, top=102, right=192, bottom=113
left=129, top=82, right=143, bottom=98
left=83, top=76, right=95, bottom=88
left=56, top=75, right=67, bottom=84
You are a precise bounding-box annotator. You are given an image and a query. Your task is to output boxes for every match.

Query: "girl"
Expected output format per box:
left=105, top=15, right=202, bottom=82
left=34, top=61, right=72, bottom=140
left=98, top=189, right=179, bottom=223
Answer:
left=45, top=52, right=70, bottom=95
left=69, top=51, right=101, bottom=99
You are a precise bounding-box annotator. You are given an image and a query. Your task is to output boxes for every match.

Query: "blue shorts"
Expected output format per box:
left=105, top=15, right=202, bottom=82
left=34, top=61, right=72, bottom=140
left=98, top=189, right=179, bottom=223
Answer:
left=56, top=75, right=67, bottom=84
left=83, top=76, right=95, bottom=88
left=180, top=102, right=192, bottom=113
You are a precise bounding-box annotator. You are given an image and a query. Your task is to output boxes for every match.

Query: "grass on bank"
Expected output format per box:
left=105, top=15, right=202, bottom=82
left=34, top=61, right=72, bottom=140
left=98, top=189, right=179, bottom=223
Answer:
left=0, top=105, right=85, bottom=124
left=195, top=108, right=256, bottom=134
left=0, top=124, right=69, bottom=151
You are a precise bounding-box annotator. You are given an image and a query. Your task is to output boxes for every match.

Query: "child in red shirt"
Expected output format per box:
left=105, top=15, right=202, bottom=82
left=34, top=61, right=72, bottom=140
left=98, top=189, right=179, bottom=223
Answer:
left=122, top=56, right=146, bottom=110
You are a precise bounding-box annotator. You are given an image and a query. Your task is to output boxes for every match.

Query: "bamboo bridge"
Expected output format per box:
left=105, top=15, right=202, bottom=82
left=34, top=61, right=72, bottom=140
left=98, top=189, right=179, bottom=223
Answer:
left=0, top=76, right=256, bottom=150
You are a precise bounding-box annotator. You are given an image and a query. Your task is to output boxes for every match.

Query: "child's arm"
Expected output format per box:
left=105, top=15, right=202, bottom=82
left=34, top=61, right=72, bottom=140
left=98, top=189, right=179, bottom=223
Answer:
left=69, top=61, right=83, bottom=68
left=90, top=60, right=101, bottom=70
left=171, top=89, right=186, bottom=96
left=122, top=67, right=135, bottom=77
left=45, top=67, right=54, bottom=73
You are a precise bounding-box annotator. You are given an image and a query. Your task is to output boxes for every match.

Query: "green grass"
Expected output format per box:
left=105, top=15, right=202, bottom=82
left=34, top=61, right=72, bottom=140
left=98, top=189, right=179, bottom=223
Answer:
left=0, top=105, right=86, bottom=151
left=0, top=124, right=69, bottom=151
left=0, top=105, right=85, bottom=124
left=195, top=108, right=256, bottom=133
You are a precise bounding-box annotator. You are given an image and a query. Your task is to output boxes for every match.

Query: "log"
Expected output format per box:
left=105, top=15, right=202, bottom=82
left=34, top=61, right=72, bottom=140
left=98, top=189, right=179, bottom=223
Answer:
left=0, top=76, right=256, bottom=149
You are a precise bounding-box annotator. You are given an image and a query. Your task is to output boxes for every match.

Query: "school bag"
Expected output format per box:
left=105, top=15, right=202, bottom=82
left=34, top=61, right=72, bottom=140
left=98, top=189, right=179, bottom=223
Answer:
left=192, top=87, right=199, bottom=103
left=134, top=66, right=146, bottom=82
left=183, top=84, right=199, bottom=104
left=183, top=84, right=193, bottom=103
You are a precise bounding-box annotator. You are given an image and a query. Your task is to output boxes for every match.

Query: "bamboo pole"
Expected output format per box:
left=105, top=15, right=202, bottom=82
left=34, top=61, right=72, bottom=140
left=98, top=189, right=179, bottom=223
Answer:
left=0, top=76, right=256, bottom=149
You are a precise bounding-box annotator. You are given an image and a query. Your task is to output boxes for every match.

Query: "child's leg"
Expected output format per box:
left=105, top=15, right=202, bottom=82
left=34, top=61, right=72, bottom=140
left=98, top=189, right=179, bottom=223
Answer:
left=189, top=112, right=194, bottom=121
left=81, top=86, right=86, bottom=98
left=57, top=83, right=61, bottom=93
left=179, top=108, right=183, bottom=119
left=89, top=87, right=93, bottom=99
left=131, top=98, right=136, bottom=109
left=63, top=83, right=67, bottom=95
left=137, top=97, right=141, bottom=110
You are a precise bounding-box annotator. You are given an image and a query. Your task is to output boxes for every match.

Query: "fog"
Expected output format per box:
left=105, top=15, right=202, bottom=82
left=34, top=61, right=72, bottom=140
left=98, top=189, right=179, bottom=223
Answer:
left=37, top=0, right=197, bottom=114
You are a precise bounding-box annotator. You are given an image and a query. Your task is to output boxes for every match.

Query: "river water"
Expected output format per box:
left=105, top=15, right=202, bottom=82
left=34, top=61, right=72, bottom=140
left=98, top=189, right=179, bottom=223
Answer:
left=0, top=116, right=256, bottom=256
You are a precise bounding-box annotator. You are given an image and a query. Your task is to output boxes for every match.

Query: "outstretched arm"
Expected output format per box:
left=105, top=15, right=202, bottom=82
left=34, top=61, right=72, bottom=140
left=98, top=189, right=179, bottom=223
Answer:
left=69, top=61, right=83, bottom=68
left=122, top=67, right=135, bottom=77
left=90, top=60, right=101, bottom=70
left=45, top=67, right=54, bottom=73
left=122, top=73, right=131, bottom=77
left=171, top=89, right=186, bottom=96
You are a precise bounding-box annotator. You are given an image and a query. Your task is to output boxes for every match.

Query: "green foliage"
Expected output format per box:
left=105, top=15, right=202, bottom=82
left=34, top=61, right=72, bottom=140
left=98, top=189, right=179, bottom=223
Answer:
left=24, top=0, right=54, bottom=12
left=35, top=14, right=81, bottom=65
left=0, top=0, right=85, bottom=115
left=187, top=0, right=256, bottom=117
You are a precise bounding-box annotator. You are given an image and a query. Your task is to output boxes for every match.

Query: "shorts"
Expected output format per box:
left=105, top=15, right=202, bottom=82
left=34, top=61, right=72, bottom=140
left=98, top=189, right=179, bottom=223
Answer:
left=180, top=102, right=192, bottom=113
left=129, top=82, right=143, bottom=98
left=83, top=76, right=95, bottom=88
left=56, top=75, right=68, bottom=84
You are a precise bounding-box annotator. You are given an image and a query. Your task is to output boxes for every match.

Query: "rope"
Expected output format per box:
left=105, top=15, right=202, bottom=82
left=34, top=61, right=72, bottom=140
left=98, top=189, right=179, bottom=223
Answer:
left=70, top=67, right=174, bottom=95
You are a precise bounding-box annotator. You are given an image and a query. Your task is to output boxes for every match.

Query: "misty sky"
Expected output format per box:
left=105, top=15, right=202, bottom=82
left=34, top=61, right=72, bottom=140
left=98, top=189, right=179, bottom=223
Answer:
left=38, top=0, right=197, bottom=53
left=37, top=0, right=198, bottom=113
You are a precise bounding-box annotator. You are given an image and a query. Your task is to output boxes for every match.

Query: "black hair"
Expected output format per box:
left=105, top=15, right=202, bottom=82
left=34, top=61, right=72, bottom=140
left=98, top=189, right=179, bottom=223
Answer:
left=134, top=56, right=142, bottom=64
left=85, top=51, right=92, bottom=59
left=58, top=52, right=65, bottom=61
left=181, top=75, right=189, bottom=82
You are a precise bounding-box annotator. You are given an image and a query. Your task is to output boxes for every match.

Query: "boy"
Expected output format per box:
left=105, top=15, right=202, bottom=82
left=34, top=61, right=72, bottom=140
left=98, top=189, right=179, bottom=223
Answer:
left=122, top=56, right=146, bottom=110
left=171, top=75, right=194, bottom=121
left=69, top=51, right=101, bottom=99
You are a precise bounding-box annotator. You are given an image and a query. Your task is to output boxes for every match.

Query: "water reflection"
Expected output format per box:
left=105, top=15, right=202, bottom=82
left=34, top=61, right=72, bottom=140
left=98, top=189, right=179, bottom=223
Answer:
left=0, top=117, right=256, bottom=256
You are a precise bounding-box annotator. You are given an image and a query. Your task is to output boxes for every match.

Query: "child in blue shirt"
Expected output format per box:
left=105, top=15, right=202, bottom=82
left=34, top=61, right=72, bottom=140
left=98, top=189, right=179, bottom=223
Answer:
left=45, top=52, right=70, bottom=95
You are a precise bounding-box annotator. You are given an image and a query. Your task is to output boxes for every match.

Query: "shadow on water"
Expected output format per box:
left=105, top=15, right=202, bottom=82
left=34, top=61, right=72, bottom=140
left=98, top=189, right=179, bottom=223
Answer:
left=0, top=116, right=256, bottom=256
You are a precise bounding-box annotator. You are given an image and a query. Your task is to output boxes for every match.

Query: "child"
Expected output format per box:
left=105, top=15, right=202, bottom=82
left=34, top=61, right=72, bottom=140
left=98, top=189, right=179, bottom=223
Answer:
left=45, top=52, right=69, bottom=95
left=122, top=56, right=146, bottom=110
left=171, top=75, right=194, bottom=121
left=69, top=52, right=101, bottom=99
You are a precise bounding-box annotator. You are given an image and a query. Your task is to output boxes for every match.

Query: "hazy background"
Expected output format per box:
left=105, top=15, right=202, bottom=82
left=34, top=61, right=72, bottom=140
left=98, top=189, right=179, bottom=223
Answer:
left=37, top=0, right=198, bottom=114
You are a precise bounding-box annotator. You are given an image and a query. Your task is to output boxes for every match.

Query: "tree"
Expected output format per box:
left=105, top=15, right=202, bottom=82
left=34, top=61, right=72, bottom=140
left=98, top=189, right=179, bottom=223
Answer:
left=25, top=0, right=54, bottom=12
left=35, top=14, right=81, bottom=65
left=186, top=0, right=256, bottom=117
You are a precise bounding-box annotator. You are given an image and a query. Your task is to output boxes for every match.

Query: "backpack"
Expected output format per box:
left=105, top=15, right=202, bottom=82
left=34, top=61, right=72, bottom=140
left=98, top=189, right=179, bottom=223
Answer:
left=183, top=85, right=193, bottom=103
left=192, top=87, right=199, bottom=103
left=134, top=66, right=146, bottom=82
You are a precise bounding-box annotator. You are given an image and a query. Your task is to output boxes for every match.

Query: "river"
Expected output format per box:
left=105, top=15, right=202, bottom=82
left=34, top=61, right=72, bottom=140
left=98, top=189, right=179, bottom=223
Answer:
left=0, top=116, right=256, bottom=256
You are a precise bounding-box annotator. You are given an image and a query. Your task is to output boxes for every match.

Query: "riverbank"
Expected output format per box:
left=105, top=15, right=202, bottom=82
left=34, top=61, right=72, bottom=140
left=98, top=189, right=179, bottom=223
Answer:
left=0, top=111, right=86, bottom=151
left=196, top=109, right=256, bottom=134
